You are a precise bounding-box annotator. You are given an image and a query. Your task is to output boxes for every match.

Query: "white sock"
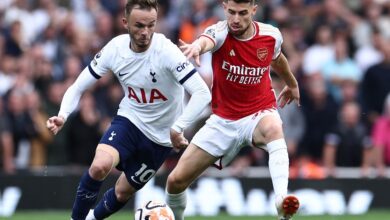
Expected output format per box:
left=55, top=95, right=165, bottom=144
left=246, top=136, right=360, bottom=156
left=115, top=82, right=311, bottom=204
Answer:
left=267, top=139, right=289, bottom=198
left=165, top=190, right=187, bottom=220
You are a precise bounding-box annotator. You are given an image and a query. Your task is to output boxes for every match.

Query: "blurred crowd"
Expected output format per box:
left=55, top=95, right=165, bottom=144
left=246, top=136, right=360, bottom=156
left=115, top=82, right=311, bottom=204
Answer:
left=0, top=0, right=390, bottom=179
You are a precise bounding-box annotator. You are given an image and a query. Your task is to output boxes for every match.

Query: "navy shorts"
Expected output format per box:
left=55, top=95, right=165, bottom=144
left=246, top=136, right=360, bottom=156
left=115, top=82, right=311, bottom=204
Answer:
left=99, top=115, right=172, bottom=190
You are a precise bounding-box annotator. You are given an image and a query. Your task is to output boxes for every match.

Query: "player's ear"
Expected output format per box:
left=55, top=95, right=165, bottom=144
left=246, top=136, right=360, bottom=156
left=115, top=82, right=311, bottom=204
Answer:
left=122, top=17, right=129, bottom=30
left=251, top=4, right=258, bottom=16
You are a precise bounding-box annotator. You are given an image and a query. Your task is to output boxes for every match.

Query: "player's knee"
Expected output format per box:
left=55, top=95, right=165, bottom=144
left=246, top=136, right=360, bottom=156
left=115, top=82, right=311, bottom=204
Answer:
left=167, top=172, right=188, bottom=192
left=89, top=163, right=111, bottom=180
left=115, top=189, right=133, bottom=203
left=263, top=123, right=283, bottom=142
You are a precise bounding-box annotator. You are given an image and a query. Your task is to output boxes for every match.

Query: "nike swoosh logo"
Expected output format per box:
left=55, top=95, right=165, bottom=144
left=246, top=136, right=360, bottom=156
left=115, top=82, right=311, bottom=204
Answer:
left=118, top=72, right=130, bottom=76
left=131, top=176, right=142, bottom=185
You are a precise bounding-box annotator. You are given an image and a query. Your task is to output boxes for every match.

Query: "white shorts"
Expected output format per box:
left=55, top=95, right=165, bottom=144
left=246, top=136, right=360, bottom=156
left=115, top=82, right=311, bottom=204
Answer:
left=192, top=108, right=282, bottom=169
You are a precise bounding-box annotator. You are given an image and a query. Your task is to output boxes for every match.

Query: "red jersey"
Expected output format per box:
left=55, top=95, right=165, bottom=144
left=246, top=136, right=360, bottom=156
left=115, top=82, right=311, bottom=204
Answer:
left=201, top=21, right=283, bottom=120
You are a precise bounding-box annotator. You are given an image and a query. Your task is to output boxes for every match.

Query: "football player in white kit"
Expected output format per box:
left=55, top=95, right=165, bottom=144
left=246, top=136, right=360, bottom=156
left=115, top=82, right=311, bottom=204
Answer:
left=46, top=0, right=211, bottom=219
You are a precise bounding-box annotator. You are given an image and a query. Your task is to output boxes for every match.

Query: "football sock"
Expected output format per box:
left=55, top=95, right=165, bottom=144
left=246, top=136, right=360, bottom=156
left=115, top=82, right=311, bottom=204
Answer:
left=267, top=139, right=289, bottom=197
left=93, top=188, right=127, bottom=219
left=71, top=171, right=103, bottom=220
left=166, top=190, right=187, bottom=220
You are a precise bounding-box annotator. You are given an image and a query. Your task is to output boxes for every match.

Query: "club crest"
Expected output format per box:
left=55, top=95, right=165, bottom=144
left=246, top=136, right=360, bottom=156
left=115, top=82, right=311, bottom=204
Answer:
left=257, top=48, right=268, bottom=61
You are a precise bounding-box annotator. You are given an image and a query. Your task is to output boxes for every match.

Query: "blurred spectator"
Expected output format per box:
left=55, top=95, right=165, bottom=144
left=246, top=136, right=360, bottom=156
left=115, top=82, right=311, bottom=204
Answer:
left=0, top=55, right=17, bottom=96
left=62, top=54, right=82, bottom=86
left=354, top=26, right=383, bottom=73
left=361, top=37, right=390, bottom=126
left=178, top=0, right=217, bottom=43
left=72, top=0, right=104, bottom=33
left=65, top=92, right=101, bottom=167
left=348, top=1, right=390, bottom=48
left=323, top=101, right=371, bottom=177
left=297, top=75, right=338, bottom=164
left=5, top=89, right=37, bottom=170
left=302, top=24, right=334, bottom=76
left=0, top=97, right=15, bottom=174
left=371, top=93, right=390, bottom=177
left=4, top=20, right=24, bottom=56
left=339, top=79, right=359, bottom=103
left=43, top=81, right=68, bottom=165
left=321, top=37, right=362, bottom=102
left=26, top=90, right=52, bottom=168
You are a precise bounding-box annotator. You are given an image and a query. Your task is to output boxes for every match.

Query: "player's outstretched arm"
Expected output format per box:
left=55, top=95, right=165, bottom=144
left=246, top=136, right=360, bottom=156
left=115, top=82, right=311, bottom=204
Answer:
left=271, top=53, right=300, bottom=108
left=178, top=36, right=214, bottom=67
left=46, top=68, right=98, bottom=135
left=170, top=72, right=211, bottom=151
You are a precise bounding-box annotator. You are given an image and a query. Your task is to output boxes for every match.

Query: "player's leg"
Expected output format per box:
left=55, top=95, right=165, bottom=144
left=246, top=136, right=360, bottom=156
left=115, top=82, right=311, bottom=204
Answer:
left=251, top=112, right=299, bottom=219
left=71, top=144, right=120, bottom=220
left=88, top=124, right=172, bottom=220
left=166, top=143, right=218, bottom=220
left=87, top=173, right=136, bottom=220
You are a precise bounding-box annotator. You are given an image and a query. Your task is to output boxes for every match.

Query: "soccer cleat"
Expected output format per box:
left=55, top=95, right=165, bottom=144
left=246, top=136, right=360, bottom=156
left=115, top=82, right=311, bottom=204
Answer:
left=85, top=209, right=96, bottom=220
left=276, top=195, right=300, bottom=220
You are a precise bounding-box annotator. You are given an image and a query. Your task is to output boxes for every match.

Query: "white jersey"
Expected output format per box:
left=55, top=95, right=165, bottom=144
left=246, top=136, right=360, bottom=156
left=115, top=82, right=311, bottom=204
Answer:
left=88, top=34, right=198, bottom=146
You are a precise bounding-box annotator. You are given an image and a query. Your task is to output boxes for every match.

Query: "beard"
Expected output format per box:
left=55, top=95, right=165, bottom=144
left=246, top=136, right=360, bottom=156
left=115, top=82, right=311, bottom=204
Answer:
left=228, top=23, right=250, bottom=37
left=130, top=33, right=153, bottom=51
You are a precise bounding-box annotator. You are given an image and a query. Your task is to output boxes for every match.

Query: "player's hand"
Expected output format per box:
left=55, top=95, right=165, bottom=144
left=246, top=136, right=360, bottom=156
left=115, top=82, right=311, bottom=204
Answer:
left=170, top=129, right=189, bottom=152
left=178, top=39, right=201, bottom=67
left=277, top=86, right=300, bottom=108
left=46, top=116, right=65, bottom=135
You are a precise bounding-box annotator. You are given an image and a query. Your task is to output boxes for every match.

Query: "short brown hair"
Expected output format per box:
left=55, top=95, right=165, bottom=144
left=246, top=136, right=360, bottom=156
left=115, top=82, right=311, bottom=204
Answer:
left=224, top=0, right=257, bottom=4
left=125, top=0, right=158, bottom=16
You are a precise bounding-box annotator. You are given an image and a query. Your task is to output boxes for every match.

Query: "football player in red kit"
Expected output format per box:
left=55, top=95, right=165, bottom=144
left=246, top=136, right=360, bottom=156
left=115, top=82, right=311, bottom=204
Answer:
left=165, top=1, right=300, bottom=220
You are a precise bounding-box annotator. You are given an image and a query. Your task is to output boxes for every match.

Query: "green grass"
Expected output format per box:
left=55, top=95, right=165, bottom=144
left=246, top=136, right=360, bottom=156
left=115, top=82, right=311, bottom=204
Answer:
left=1, top=210, right=390, bottom=220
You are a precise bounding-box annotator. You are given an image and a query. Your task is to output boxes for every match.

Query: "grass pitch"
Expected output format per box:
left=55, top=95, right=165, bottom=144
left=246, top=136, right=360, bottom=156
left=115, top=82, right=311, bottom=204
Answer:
left=2, top=210, right=390, bottom=220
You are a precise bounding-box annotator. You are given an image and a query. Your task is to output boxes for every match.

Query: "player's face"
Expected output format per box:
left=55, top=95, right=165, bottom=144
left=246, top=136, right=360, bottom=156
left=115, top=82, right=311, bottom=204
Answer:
left=123, top=7, right=157, bottom=52
left=223, top=1, right=257, bottom=37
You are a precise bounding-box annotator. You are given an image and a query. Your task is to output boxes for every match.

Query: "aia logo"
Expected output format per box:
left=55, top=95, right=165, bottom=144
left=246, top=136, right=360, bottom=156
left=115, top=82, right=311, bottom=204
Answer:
left=128, top=87, right=167, bottom=103
left=257, top=48, right=268, bottom=61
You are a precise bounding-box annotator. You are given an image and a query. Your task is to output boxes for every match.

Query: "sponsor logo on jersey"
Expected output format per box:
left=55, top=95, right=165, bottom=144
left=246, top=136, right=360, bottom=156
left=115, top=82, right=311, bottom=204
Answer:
left=176, top=61, right=190, bottom=72
left=257, top=48, right=268, bottom=61
left=128, top=87, right=168, bottom=103
left=222, top=60, right=269, bottom=85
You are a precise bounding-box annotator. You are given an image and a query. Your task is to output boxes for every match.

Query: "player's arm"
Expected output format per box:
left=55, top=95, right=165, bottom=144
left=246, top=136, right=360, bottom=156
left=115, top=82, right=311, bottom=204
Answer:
left=172, top=73, right=211, bottom=133
left=170, top=73, right=211, bottom=151
left=46, top=68, right=98, bottom=135
left=178, top=36, right=215, bottom=67
left=271, top=53, right=300, bottom=108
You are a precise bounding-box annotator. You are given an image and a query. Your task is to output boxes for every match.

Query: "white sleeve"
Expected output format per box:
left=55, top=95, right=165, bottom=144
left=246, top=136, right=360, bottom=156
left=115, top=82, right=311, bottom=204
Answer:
left=171, top=73, right=211, bottom=133
left=271, top=27, right=283, bottom=60
left=58, top=67, right=98, bottom=120
left=88, top=40, right=115, bottom=77
left=200, top=21, right=228, bottom=52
